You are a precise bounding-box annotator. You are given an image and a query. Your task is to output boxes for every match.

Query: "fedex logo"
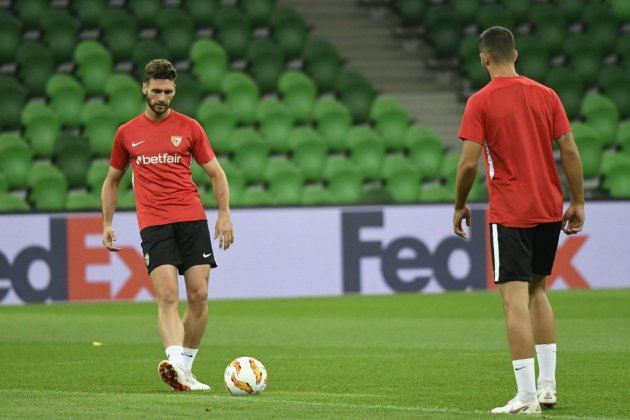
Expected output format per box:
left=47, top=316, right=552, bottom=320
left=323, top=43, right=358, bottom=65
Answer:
left=0, top=217, right=154, bottom=303
left=136, top=153, right=181, bottom=165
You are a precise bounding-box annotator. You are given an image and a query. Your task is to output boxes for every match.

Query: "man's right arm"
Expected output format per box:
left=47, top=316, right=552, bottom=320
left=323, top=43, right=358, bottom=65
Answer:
left=555, top=131, right=585, bottom=234
left=101, top=166, right=125, bottom=251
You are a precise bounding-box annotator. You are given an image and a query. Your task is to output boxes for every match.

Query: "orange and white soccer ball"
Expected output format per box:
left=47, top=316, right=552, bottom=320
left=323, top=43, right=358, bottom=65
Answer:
left=224, top=356, right=267, bottom=396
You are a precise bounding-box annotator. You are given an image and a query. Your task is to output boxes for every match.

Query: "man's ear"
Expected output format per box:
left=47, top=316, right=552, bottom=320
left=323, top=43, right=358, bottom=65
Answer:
left=513, top=50, right=519, bottom=63
left=141, top=82, right=147, bottom=95
left=480, top=51, right=490, bottom=67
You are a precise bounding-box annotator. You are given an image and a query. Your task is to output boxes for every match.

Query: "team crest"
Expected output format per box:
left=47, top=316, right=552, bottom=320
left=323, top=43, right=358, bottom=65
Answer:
left=171, top=136, right=182, bottom=147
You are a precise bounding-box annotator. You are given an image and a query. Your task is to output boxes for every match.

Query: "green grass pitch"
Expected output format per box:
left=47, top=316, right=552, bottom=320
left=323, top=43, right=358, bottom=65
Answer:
left=1, top=289, right=629, bottom=419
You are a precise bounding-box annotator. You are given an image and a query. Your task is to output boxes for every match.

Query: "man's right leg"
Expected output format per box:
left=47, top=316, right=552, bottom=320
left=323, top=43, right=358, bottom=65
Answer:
left=151, top=264, right=189, bottom=391
left=529, top=274, right=557, bottom=408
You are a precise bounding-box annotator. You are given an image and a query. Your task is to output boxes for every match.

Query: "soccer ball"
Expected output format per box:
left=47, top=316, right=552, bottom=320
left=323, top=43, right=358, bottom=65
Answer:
left=224, top=356, right=267, bottom=396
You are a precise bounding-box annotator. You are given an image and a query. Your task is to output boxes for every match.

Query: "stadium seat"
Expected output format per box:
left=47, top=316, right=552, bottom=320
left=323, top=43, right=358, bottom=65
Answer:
left=304, top=40, right=343, bottom=92
left=271, top=7, right=308, bottom=59
left=597, top=68, right=630, bottom=118
left=46, top=74, right=85, bottom=127
left=348, top=127, right=385, bottom=181
left=565, top=35, right=603, bottom=87
left=13, top=0, right=48, bottom=29
left=463, top=57, right=489, bottom=90
left=603, top=165, right=630, bottom=198
left=530, top=4, right=566, bottom=54
left=86, top=160, right=110, bottom=193
left=196, top=99, right=237, bottom=155
left=409, top=136, right=444, bottom=182
left=278, top=71, right=317, bottom=123
left=100, top=9, right=138, bottom=62
left=74, top=41, right=113, bottom=95
left=452, top=0, right=480, bottom=22
left=239, top=186, right=275, bottom=207
left=221, top=72, right=261, bottom=125
left=583, top=8, right=618, bottom=54
left=157, top=8, right=195, bottom=61
left=105, top=74, right=144, bottom=123
left=545, top=68, right=584, bottom=120
left=617, top=121, right=630, bottom=153
left=314, top=98, right=352, bottom=152
left=0, top=11, right=21, bottom=63
left=42, top=10, right=79, bottom=62
left=609, top=0, right=630, bottom=20
left=393, top=0, right=426, bottom=27
left=0, top=142, right=32, bottom=189
left=219, top=160, right=246, bottom=205
left=404, top=123, right=443, bottom=148
left=0, top=132, right=29, bottom=152
left=0, top=173, right=7, bottom=194
left=72, top=0, right=106, bottom=28
left=128, top=0, right=161, bottom=28
left=289, top=127, right=327, bottom=182
left=21, top=102, right=61, bottom=158
left=477, top=4, right=515, bottom=31
left=28, top=162, right=66, bottom=189
left=515, top=35, right=549, bottom=82
left=132, top=40, right=166, bottom=80
left=54, top=133, right=92, bottom=188
left=171, top=73, right=201, bottom=118
left=580, top=94, right=619, bottom=148
left=374, top=107, right=410, bottom=151
left=183, top=0, right=218, bottom=28
left=419, top=183, right=453, bottom=202
left=382, top=155, right=421, bottom=203
left=324, top=156, right=364, bottom=204
left=29, top=176, right=68, bottom=211
left=230, top=129, right=269, bottom=182
left=190, top=40, right=228, bottom=93
left=498, top=0, right=531, bottom=24
left=440, top=153, right=461, bottom=189
left=83, top=102, right=118, bottom=157
left=337, top=70, right=375, bottom=123
left=301, top=184, right=334, bottom=205
left=0, top=76, right=28, bottom=129
left=600, top=152, right=630, bottom=185
left=458, top=35, right=480, bottom=66
left=118, top=189, right=136, bottom=210
left=572, top=123, right=604, bottom=178
left=191, top=162, right=209, bottom=190
left=423, top=6, right=461, bottom=59
left=555, top=0, right=585, bottom=22
left=242, top=0, right=275, bottom=26
left=16, top=41, right=55, bottom=96
left=0, top=193, right=30, bottom=212
left=265, top=158, right=304, bottom=205
left=257, top=99, right=294, bottom=153
left=65, top=190, right=101, bottom=211
left=246, top=39, right=285, bottom=93
left=215, top=7, right=251, bottom=60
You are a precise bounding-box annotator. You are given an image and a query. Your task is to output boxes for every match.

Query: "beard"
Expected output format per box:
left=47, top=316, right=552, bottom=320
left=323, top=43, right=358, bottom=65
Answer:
left=146, top=96, right=170, bottom=115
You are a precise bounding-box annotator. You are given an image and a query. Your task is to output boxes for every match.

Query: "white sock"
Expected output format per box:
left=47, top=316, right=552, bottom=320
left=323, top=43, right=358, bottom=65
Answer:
left=535, top=343, right=557, bottom=386
left=165, top=345, right=184, bottom=368
left=181, top=347, right=198, bottom=372
left=512, top=358, right=536, bottom=403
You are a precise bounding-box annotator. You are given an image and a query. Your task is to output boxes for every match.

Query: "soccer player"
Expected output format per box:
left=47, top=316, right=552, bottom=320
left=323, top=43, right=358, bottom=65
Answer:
left=101, top=59, right=234, bottom=391
left=453, top=27, right=585, bottom=414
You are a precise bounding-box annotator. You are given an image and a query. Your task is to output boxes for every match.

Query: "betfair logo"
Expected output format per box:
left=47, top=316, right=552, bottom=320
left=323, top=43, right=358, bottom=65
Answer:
left=135, top=153, right=182, bottom=165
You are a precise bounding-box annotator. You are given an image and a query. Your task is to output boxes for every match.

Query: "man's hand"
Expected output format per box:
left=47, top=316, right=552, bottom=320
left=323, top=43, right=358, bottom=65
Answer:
left=453, top=206, right=471, bottom=239
left=562, top=202, right=584, bottom=235
left=102, top=225, right=122, bottom=251
left=215, top=212, right=234, bottom=250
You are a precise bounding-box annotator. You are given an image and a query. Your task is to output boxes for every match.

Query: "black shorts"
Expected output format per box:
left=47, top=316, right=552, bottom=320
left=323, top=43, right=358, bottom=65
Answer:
left=489, top=222, right=561, bottom=284
left=140, top=220, right=217, bottom=275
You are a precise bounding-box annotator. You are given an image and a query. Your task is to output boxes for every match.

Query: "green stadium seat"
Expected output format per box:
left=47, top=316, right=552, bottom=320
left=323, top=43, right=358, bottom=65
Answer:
left=617, top=121, right=630, bottom=153
left=452, top=0, right=480, bottom=23
left=555, top=0, right=585, bottom=22
left=183, top=0, right=218, bottom=28
left=157, top=8, right=195, bottom=61
left=304, top=43, right=342, bottom=93
left=196, top=99, right=237, bottom=155
left=83, top=102, right=118, bottom=157
left=28, top=162, right=66, bottom=189
left=54, top=133, right=92, bottom=188
left=458, top=35, right=480, bottom=65
left=463, top=57, right=489, bottom=90
left=0, top=12, right=21, bottom=63
left=230, top=129, right=269, bottom=182
left=257, top=99, right=294, bottom=153
left=72, top=0, right=106, bottom=28
left=42, top=10, right=79, bottom=62
left=370, top=96, right=407, bottom=120
left=409, top=136, right=444, bottom=182
left=219, top=160, right=246, bottom=205
left=404, top=123, right=443, bottom=148
left=313, top=98, right=352, bottom=152
left=583, top=12, right=618, bottom=55
left=383, top=156, right=421, bottom=203
left=0, top=132, right=29, bottom=153
left=324, top=156, right=364, bottom=204
left=46, top=74, right=85, bottom=127
left=65, top=190, right=101, bottom=211
left=609, top=0, right=630, bottom=20
left=105, top=74, right=144, bottom=123
left=100, top=9, right=138, bottom=61
left=190, top=40, right=228, bottom=93
left=301, top=184, right=334, bottom=205
left=597, top=67, right=630, bottom=118
left=0, top=173, right=7, bottom=194
left=0, top=143, right=31, bottom=190
left=0, top=76, right=28, bottom=129
left=440, top=153, right=461, bottom=189
left=271, top=7, right=308, bottom=59
left=221, top=72, right=260, bottom=125
left=565, top=35, right=603, bottom=87
left=278, top=71, right=317, bottom=123
left=191, top=161, right=209, bottom=190
left=0, top=193, right=30, bottom=212
left=86, top=160, right=110, bottom=193
left=600, top=153, right=630, bottom=187
left=375, top=108, right=410, bottom=152
left=544, top=68, right=584, bottom=120
left=74, top=41, right=113, bottom=95
left=215, top=7, right=251, bottom=60
left=265, top=158, right=304, bottom=205
left=239, top=186, right=275, bottom=207
left=171, top=73, right=201, bottom=118
left=128, top=0, right=161, bottom=28
left=29, top=176, right=68, bottom=211
left=289, top=127, right=327, bottom=182
left=246, top=39, right=285, bottom=93
left=13, top=0, right=48, bottom=29
left=393, top=0, right=426, bottom=26
left=348, top=127, right=386, bottom=181
left=242, top=0, right=275, bottom=26
left=603, top=165, right=630, bottom=198
left=21, top=102, right=61, bottom=158
left=530, top=5, right=567, bottom=54
left=498, top=0, right=532, bottom=24
left=16, top=42, right=56, bottom=96
left=132, top=40, right=166, bottom=80
left=515, top=35, right=549, bottom=82
left=580, top=94, right=619, bottom=148
left=572, top=123, right=604, bottom=179
left=427, top=16, right=461, bottom=59
left=477, top=4, right=515, bottom=31
left=118, top=189, right=136, bottom=210
left=419, top=183, right=453, bottom=202
left=337, top=70, right=375, bottom=123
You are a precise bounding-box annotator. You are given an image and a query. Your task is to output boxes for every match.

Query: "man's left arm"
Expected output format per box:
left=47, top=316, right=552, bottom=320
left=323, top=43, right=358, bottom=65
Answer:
left=453, top=140, right=482, bottom=239
left=201, top=158, right=234, bottom=250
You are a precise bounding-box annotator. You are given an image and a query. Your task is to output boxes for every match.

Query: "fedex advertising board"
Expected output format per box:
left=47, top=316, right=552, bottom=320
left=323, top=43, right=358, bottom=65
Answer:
left=0, top=202, right=628, bottom=305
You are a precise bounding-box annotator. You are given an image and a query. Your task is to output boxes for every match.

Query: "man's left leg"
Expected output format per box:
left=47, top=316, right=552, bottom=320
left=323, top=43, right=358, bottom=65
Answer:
left=181, top=264, right=211, bottom=390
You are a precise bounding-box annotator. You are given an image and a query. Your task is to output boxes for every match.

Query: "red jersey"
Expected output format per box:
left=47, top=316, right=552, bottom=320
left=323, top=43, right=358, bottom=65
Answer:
left=109, top=111, right=215, bottom=230
left=458, top=76, right=571, bottom=227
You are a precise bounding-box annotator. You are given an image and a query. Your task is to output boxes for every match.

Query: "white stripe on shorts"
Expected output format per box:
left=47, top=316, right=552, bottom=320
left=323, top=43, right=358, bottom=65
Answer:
left=492, top=224, right=500, bottom=283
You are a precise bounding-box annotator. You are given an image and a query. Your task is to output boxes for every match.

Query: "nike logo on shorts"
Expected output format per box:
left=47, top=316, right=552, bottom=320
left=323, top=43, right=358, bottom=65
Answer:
left=203, top=253, right=212, bottom=258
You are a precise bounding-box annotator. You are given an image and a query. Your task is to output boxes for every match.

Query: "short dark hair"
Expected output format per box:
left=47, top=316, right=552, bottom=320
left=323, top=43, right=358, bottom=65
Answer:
left=144, top=59, right=177, bottom=82
left=479, top=26, right=515, bottom=64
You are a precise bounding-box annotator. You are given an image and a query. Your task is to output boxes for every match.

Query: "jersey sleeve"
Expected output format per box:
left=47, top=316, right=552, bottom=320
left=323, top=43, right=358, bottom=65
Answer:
left=458, top=94, right=485, bottom=145
left=551, top=91, right=571, bottom=139
left=191, top=119, right=216, bottom=165
left=109, top=127, right=130, bottom=170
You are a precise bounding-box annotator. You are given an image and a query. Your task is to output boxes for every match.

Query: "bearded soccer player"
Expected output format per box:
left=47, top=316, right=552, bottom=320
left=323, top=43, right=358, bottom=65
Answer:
left=453, top=27, right=585, bottom=414
left=101, top=59, right=234, bottom=391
